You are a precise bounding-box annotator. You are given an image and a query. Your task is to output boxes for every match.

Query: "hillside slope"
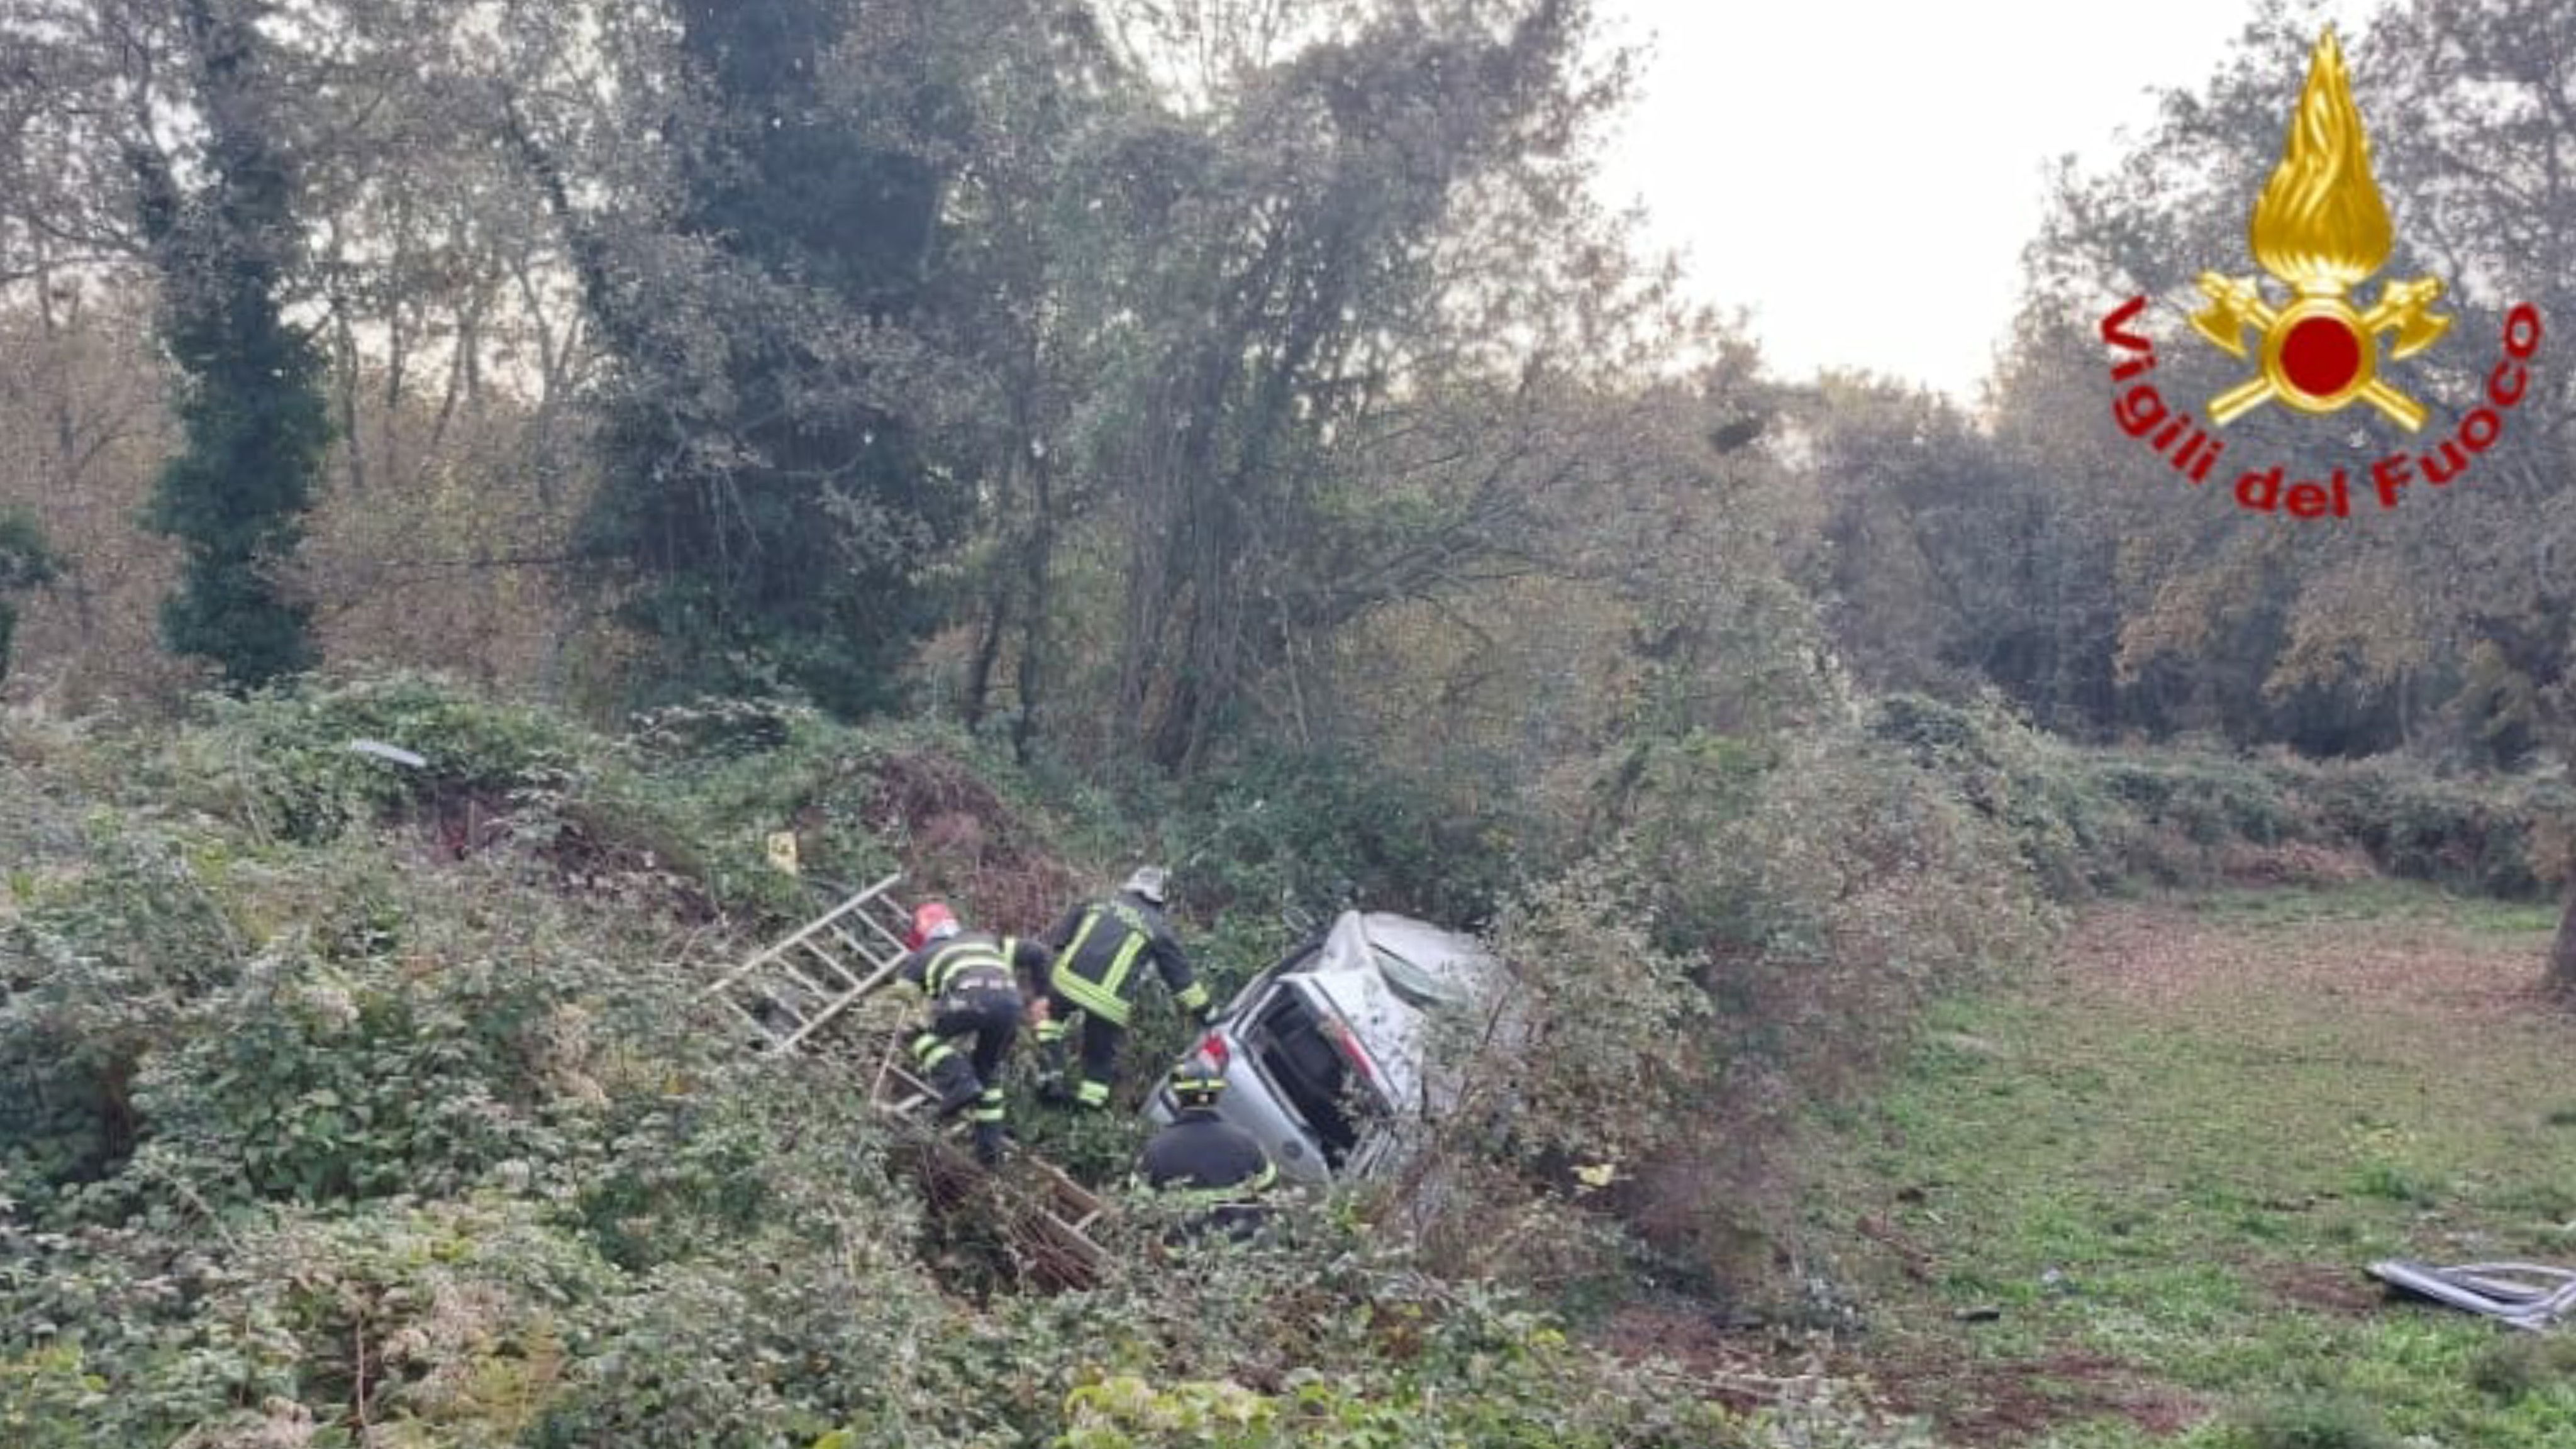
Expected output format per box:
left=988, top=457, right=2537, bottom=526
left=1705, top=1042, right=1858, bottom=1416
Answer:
left=3, top=679, right=1920, bottom=1449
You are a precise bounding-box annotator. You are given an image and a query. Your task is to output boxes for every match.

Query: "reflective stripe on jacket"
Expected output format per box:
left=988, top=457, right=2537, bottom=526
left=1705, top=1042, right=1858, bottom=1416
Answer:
left=1043, top=894, right=1207, bottom=1027
left=899, top=930, right=1048, bottom=1002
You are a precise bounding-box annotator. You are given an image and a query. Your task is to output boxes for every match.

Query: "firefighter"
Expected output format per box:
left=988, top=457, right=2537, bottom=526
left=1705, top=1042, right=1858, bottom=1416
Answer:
left=1035, top=866, right=1211, bottom=1109
left=1136, top=1057, right=1275, bottom=1237
left=896, top=901, right=1048, bottom=1165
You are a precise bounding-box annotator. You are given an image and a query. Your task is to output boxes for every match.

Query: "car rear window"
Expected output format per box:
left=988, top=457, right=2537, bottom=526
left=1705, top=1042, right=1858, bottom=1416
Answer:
left=1372, top=945, right=1467, bottom=1011
left=1249, top=991, right=1360, bottom=1165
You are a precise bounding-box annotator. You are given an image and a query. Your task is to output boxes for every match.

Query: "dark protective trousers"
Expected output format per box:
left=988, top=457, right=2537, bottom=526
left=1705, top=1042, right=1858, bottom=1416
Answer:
left=1035, top=989, right=1124, bottom=1108
left=910, top=984, right=1021, bottom=1161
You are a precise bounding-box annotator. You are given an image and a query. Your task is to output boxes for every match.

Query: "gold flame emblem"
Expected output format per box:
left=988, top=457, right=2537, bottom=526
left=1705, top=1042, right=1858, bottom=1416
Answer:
left=2191, top=29, right=2449, bottom=430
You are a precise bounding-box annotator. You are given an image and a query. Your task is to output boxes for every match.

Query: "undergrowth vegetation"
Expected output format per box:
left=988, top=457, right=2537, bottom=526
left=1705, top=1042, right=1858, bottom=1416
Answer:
left=4, top=675, right=2563, bottom=1446
left=2, top=675, right=1942, bottom=1447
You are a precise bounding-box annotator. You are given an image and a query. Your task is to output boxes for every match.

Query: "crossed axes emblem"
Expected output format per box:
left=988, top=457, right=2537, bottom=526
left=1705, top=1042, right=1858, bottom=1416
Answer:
left=2190, top=274, right=2451, bottom=431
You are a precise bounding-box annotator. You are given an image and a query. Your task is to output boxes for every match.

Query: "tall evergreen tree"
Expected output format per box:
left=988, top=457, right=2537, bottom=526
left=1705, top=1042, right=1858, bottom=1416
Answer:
left=129, top=0, right=330, bottom=689
left=570, top=0, right=965, bottom=714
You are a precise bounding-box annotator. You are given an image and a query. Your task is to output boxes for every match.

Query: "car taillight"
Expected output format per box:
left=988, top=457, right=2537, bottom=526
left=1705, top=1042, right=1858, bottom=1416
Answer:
left=1324, top=1015, right=1380, bottom=1089
left=1198, top=1031, right=1230, bottom=1073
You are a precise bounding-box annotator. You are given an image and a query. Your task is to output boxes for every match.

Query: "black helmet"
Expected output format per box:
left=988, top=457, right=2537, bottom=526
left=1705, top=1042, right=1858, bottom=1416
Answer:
left=1169, top=1055, right=1226, bottom=1107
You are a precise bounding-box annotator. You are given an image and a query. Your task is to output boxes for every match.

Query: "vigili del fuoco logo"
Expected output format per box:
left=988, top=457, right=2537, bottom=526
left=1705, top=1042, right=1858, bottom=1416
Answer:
left=2098, top=29, right=2543, bottom=520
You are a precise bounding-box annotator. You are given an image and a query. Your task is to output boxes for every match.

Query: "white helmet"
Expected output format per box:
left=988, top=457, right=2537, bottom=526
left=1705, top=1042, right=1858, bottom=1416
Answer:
left=1122, top=865, right=1169, bottom=906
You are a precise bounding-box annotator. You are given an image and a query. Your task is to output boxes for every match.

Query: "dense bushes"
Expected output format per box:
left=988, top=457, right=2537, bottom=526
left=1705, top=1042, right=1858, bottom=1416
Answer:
left=1871, top=693, right=2130, bottom=895
left=1170, top=742, right=1538, bottom=932
left=1567, top=721, right=2056, bottom=1296
left=1479, top=693, right=2568, bottom=1302
left=121, top=675, right=1114, bottom=935
left=2302, top=760, right=2568, bottom=897
left=1, top=825, right=245, bottom=1196
left=6, top=677, right=1877, bottom=1446
left=1873, top=693, right=2569, bottom=900
left=128, top=950, right=574, bottom=1207
left=164, top=672, right=585, bottom=847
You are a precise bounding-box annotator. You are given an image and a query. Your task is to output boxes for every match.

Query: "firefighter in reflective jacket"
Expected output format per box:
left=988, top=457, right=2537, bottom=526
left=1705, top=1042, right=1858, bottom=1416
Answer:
left=897, top=902, right=1048, bottom=1165
left=1035, top=866, right=1210, bottom=1108
left=1138, top=1057, right=1275, bottom=1236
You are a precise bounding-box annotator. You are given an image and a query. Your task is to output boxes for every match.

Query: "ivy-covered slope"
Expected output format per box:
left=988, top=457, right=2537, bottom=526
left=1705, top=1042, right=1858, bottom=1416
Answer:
left=1, top=677, right=1918, bottom=1449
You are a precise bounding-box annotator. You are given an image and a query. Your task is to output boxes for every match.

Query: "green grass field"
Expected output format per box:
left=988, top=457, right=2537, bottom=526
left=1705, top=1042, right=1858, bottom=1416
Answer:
left=1807, top=884, right=2576, bottom=1447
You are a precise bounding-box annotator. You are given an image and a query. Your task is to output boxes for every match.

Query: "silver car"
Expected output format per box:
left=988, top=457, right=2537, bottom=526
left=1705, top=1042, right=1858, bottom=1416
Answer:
left=1144, top=909, right=1499, bottom=1185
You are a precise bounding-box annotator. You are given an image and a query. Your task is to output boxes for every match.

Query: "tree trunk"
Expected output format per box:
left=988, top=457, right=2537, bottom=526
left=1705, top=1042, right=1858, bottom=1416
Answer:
left=2552, top=880, right=2576, bottom=997
left=1011, top=445, right=1056, bottom=765
left=962, top=440, right=1021, bottom=732
left=962, top=574, right=1008, bottom=731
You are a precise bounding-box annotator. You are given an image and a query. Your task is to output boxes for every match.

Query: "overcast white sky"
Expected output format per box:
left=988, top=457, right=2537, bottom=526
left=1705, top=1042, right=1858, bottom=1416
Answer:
left=1592, top=0, right=2382, bottom=402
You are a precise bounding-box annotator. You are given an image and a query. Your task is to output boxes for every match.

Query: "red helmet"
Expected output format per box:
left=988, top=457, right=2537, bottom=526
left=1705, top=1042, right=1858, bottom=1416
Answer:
left=907, top=901, right=960, bottom=951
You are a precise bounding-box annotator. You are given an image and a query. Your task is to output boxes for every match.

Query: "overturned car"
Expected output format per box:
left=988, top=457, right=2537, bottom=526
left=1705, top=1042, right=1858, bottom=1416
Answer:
left=1145, top=909, right=1501, bottom=1185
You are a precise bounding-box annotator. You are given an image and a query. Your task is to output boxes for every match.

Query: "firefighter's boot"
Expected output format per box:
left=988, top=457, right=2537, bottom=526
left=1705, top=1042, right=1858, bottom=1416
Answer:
left=912, top=1034, right=983, bottom=1118
left=1033, top=1019, right=1072, bottom=1103
left=969, top=1085, right=1009, bottom=1165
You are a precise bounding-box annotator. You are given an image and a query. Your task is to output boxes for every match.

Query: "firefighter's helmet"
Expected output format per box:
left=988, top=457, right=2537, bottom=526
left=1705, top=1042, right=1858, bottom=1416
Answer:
left=908, top=901, right=961, bottom=950
left=1169, top=1055, right=1226, bottom=1107
left=1123, top=865, right=1169, bottom=906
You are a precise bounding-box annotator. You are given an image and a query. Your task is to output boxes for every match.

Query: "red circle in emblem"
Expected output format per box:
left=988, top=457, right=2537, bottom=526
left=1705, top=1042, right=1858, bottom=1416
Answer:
left=2280, top=316, right=2363, bottom=398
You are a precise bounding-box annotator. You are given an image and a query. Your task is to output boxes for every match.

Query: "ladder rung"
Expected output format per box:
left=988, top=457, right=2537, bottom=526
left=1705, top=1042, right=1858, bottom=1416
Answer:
left=852, top=907, right=911, bottom=953
left=779, top=987, right=869, bottom=1049
left=761, top=1001, right=811, bottom=1030
left=797, top=938, right=863, bottom=989
left=768, top=957, right=841, bottom=1002
left=743, top=874, right=902, bottom=966
left=825, top=923, right=892, bottom=972
left=728, top=952, right=830, bottom=1004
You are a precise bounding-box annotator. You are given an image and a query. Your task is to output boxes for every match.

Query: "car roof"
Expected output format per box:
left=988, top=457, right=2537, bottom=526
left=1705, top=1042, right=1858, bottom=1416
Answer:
left=1353, top=913, right=1491, bottom=996
left=1296, top=911, right=1496, bottom=1112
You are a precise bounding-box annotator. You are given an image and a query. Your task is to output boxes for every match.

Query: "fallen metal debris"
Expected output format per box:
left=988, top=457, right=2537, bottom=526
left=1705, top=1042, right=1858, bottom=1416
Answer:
left=347, top=739, right=427, bottom=769
left=2367, top=1260, right=2576, bottom=1331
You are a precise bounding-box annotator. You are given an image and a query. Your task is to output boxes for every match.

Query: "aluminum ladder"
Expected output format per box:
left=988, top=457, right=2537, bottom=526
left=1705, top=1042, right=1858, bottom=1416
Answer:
left=701, top=872, right=917, bottom=1050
